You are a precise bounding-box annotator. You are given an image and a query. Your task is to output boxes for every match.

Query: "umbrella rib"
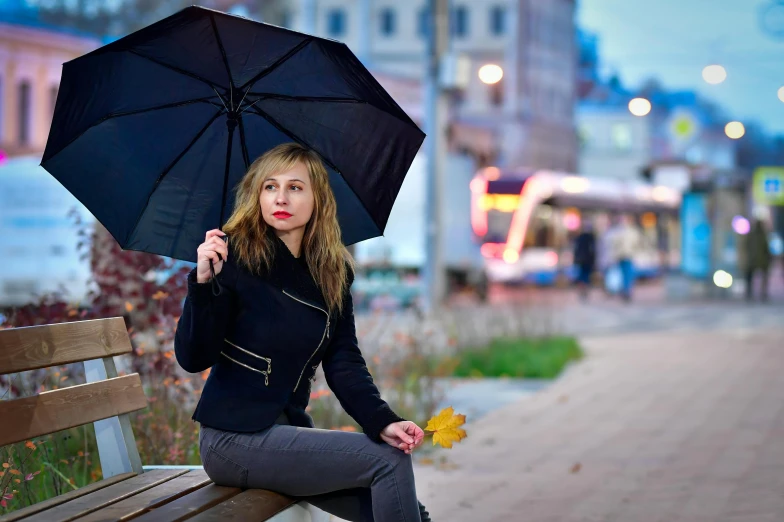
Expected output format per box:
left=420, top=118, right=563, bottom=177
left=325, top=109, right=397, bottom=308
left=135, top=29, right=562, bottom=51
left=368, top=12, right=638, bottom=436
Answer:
left=43, top=98, right=223, bottom=163
left=128, top=50, right=226, bottom=91
left=238, top=38, right=314, bottom=92
left=103, top=97, right=221, bottom=121
left=246, top=94, right=364, bottom=104
left=209, top=14, right=236, bottom=94
left=248, top=106, right=384, bottom=233
left=237, top=113, right=251, bottom=169
left=125, top=109, right=224, bottom=245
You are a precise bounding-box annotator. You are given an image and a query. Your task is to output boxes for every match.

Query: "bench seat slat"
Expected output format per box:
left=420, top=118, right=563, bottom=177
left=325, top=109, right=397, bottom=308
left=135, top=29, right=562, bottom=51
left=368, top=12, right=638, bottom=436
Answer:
left=23, top=469, right=187, bottom=522
left=130, top=483, right=242, bottom=522
left=0, top=375, right=148, bottom=447
left=186, top=490, right=296, bottom=521
left=74, top=470, right=212, bottom=522
left=0, top=473, right=137, bottom=522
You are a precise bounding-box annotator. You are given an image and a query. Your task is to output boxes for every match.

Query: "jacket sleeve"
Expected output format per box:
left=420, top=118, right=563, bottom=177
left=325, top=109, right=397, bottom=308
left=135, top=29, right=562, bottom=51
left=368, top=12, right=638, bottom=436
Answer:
left=174, top=265, right=237, bottom=373
left=322, top=275, right=405, bottom=442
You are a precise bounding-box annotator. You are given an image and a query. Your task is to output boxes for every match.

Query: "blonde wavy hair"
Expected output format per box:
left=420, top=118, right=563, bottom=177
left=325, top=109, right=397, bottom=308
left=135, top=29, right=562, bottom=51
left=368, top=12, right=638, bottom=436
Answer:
left=222, top=143, right=354, bottom=315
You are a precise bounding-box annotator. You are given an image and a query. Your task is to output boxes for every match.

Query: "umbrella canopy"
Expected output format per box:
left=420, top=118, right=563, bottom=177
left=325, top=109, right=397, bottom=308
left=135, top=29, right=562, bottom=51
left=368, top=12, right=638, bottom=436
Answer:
left=42, top=6, right=425, bottom=262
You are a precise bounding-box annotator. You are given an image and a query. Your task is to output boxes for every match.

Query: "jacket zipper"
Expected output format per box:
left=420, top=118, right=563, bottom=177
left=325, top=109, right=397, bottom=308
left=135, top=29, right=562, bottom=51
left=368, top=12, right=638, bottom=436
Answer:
left=283, top=289, right=330, bottom=393
left=221, top=339, right=272, bottom=386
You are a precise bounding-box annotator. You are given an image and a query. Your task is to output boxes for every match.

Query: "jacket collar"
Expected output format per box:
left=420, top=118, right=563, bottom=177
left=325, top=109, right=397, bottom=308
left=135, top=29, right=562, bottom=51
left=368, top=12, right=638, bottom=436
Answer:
left=266, top=232, right=329, bottom=312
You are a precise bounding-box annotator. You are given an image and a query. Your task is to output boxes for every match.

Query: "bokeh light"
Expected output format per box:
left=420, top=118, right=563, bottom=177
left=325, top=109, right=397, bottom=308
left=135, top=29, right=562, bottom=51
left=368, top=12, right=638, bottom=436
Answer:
left=478, top=64, right=504, bottom=85
left=725, top=121, right=745, bottom=139
left=732, top=215, right=750, bottom=235
left=713, top=270, right=733, bottom=289
left=482, top=166, right=501, bottom=180
left=503, top=248, right=519, bottom=264
left=563, top=211, right=581, bottom=231
left=628, top=97, right=651, bottom=117
left=779, top=86, right=784, bottom=103
left=702, top=64, right=727, bottom=85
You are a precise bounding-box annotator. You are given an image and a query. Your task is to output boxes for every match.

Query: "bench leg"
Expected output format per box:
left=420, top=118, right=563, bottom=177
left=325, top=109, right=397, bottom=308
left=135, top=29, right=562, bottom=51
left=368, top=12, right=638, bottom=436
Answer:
left=84, top=357, right=144, bottom=478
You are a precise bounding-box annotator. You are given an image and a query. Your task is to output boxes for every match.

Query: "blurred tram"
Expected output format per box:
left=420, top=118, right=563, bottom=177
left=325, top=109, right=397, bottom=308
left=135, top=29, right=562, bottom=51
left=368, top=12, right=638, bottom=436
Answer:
left=470, top=167, right=682, bottom=285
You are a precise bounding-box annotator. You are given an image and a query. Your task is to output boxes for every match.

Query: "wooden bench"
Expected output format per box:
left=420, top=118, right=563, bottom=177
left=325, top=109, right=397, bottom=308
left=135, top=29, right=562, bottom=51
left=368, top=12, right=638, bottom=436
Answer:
left=0, top=318, right=326, bottom=522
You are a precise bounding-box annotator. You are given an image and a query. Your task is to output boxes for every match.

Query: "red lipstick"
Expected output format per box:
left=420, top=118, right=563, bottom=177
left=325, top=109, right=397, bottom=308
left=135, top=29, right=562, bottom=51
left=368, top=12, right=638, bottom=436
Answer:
left=273, top=211, right=292, bottom=219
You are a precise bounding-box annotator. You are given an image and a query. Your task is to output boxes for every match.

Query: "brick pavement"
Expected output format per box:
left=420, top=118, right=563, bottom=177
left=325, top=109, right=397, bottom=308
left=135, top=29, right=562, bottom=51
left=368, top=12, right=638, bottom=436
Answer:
left=412, top=326, right=784, bottom=522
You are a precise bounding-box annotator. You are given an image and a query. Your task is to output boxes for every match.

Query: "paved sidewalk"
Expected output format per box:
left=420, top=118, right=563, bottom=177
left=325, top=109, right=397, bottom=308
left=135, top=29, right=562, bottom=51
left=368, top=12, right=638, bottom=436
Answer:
left=413, top=326, right=784, bottom=522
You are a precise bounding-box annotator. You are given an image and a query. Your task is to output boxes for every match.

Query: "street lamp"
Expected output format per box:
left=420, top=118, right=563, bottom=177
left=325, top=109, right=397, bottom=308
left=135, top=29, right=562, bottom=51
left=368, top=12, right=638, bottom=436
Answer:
left=725, top=121, right=745, bottom=139
left=628, top=97, right=651, bottom=117
left=478, top=64, right=503, bottom=85
left=702, top=64, right=727, bottom=85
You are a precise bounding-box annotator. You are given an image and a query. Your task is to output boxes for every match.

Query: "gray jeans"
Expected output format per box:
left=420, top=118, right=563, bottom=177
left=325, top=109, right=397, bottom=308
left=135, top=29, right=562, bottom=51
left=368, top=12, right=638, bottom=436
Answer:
left=199, top=416, right=422, bottom=522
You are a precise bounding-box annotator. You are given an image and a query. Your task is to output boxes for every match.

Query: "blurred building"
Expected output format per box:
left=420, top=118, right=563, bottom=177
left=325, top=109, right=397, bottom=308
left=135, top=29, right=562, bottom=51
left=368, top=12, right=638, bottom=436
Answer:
left=0, top=9, right=99, bottom=157
left=0, top=155, right=92, bottom=306
left=0, top=8, right=98, bottom=307
left=288, top=0, right=578, bottom=172
left=576, top=31, right=737, bottom=185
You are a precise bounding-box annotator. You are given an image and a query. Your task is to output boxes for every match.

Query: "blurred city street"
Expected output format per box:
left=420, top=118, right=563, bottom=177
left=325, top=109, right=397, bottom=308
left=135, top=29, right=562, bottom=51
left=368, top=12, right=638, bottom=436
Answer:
left=486, top=268, right=784, bottom=337
left=413, top=304, right=784, bottom=522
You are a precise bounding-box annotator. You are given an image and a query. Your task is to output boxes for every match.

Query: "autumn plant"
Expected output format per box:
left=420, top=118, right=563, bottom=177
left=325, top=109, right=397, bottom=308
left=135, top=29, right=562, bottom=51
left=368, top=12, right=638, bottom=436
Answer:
left=0, top=429, right=100, bottom=513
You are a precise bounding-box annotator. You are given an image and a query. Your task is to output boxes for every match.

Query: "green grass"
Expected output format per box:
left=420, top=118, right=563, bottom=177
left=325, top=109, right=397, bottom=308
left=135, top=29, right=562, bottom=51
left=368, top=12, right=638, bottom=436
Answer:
left=450, top=336, right=584, bottom=379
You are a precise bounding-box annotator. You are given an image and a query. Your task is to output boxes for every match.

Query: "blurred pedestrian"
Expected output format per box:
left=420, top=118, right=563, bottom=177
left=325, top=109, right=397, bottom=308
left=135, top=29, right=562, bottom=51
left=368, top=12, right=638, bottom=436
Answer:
left=573, top=222, right=597, bottom=301
left=740, top=218, right=772, bottom=302
left=608, top=214, right=642, bottom=302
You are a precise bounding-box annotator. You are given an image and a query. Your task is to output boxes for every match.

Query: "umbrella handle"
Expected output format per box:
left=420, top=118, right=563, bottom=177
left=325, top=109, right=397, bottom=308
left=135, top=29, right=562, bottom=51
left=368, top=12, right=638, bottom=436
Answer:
left=209, top=259, right=224, bottom=296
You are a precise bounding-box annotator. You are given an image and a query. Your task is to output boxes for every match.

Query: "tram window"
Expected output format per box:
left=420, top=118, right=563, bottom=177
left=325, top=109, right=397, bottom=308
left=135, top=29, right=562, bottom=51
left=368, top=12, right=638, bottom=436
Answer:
left=485, top=210, right=514, bottom=243
left=524, top=205, right=556, bottom=248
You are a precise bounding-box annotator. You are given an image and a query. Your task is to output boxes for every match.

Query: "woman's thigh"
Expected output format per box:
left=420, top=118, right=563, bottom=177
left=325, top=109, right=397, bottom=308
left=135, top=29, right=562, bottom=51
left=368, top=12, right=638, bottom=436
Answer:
left=200, top=424, right=410, bottom=496
left=297, top=487, right=372, bottom=522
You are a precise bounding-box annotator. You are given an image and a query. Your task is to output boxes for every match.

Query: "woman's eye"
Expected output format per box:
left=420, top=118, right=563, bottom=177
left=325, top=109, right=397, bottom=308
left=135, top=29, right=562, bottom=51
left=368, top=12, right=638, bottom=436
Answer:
left=290, top=185, right=302, bottom=191
left=264, top=184, right=275, bottom=190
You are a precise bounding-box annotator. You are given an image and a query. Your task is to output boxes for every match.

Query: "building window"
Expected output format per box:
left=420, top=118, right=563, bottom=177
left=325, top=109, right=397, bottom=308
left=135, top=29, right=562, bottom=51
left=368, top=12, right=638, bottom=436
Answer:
left=18, top=81, right=31, bottom=146
left=380, top=7, right=396, bottom=36
left=490, top=5, right=505, bottom=35
left=0, top=76, right=4, bottom=142
left=452, top=6, right=468, bottom=37
left=417, top=7, right=429, bottom=38
left=326, top=8, right=346, bottom=37
left=578, top=124, right=592, bottom=150
left=611, top=123, right=632, bottom=151
left=489, top=78, right=504, bottom=107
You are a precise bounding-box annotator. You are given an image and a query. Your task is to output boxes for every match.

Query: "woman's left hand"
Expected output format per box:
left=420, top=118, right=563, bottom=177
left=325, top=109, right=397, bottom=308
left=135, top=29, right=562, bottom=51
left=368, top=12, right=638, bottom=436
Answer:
left=380, top=421, right=424, bottom=454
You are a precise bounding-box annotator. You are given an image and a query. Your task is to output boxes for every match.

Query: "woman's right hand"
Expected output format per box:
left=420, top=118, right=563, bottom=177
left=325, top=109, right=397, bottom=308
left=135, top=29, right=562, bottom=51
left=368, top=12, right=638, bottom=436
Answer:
left=196, top=229, right=229, bottom=284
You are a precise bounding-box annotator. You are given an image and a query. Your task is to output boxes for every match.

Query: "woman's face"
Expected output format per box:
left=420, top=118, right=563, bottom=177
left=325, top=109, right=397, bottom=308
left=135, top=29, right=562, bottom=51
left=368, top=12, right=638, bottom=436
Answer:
left=259, top=161, right=315, bottom=236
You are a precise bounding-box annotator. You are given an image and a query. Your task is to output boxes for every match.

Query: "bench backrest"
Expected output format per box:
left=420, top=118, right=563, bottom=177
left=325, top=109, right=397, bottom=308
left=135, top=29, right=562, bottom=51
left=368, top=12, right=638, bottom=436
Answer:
left=0, top=317, right=147, bottom=477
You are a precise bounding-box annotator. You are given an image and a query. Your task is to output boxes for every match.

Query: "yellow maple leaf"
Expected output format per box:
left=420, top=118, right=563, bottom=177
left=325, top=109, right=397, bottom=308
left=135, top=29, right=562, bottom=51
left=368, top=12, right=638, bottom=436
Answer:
left=424, top=406, right=467, bottom=449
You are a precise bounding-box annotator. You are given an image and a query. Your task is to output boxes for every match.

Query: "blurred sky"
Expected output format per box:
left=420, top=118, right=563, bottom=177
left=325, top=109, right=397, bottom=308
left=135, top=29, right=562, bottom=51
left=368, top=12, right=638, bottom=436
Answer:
left=578, top=0, right=784, bottom=134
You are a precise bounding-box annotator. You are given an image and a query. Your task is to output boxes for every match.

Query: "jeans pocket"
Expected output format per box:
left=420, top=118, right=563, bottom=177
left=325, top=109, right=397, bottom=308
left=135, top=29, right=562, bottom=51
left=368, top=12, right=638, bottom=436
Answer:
left=203, top=444, right=249, bottom=489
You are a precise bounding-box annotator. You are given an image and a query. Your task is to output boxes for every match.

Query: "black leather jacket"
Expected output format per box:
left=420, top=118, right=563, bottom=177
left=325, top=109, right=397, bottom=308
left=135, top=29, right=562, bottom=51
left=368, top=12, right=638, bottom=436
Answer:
left=174, top=235, right=403, bottom=442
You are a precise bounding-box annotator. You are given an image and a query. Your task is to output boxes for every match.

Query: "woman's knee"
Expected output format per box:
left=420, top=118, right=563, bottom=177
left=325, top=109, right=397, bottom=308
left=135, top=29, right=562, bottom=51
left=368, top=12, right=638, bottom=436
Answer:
left=377, top=445, right=413, bottom=475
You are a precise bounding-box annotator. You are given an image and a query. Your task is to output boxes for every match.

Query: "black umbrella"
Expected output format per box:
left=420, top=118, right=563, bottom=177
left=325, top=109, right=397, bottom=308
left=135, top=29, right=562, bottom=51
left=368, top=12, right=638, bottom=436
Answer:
left=42, top=6, right=425, bottom=263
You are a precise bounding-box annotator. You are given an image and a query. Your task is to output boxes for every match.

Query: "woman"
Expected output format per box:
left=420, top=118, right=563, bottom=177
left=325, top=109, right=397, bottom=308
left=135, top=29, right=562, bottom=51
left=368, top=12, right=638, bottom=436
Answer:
left=174, top=143, right=431, bottom=522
